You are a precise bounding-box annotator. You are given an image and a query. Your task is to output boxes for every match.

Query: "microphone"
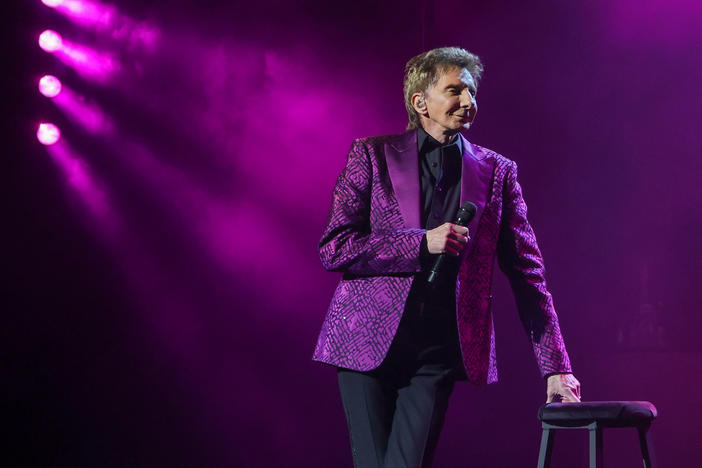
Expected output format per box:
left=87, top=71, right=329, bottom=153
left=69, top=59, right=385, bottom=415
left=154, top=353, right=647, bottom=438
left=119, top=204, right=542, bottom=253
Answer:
left=427, top=201, right=477, bottom=284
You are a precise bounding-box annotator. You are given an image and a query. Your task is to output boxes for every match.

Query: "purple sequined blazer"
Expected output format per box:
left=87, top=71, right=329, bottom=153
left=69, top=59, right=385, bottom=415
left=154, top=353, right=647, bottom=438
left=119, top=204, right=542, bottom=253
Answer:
left=313, top=129, right=572, bottom=384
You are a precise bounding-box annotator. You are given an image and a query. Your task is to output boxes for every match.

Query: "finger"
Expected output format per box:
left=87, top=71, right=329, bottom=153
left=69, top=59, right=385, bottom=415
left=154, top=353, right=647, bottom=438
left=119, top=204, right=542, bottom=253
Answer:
left=447, top=238, right=466, bottom=250
left=562, top=396, right=580, bottom=403
left=446, top=239, right=466, bottom=253
left=560, top=388, right=580, bottom=403
left=565, top=376, right=581, bottom=399
left=451, top=225, right=469, bottom=235
left=446, top=245, right=461, bottom=256
left=453, top=234, right=469, bottom=244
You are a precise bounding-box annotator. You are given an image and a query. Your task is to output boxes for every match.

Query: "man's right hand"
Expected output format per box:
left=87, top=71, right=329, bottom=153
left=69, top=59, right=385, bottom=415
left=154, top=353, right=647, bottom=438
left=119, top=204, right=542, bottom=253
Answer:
left=426, top=223, right=470, bottom=256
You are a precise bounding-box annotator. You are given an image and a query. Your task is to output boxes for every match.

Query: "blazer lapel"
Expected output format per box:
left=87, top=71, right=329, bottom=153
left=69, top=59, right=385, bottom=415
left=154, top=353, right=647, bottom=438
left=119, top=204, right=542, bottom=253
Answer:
left=385, top=130, right=421, bottom=228
left=459, top=134, right=495, bottom=258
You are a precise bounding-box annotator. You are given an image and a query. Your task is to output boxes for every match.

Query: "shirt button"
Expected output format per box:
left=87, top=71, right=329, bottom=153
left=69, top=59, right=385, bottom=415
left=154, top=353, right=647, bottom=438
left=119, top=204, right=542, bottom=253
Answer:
left=436, top=187, right=443, bottom=192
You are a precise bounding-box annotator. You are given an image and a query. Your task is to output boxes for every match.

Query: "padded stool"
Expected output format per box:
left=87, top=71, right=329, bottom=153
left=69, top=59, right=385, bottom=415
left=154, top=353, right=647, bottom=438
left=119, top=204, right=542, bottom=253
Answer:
left=537, top=401, right=657, bottom=468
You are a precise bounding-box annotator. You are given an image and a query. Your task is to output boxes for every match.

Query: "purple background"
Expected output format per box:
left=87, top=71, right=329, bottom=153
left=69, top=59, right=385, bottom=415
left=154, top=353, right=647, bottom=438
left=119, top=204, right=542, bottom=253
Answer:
left=5, top=0, right=702, bottom=466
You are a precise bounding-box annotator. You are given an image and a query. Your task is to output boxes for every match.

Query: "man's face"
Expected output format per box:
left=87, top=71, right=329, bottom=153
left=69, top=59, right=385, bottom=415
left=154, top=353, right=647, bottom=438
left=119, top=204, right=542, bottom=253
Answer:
left=421, top=67, right=477, bottom=135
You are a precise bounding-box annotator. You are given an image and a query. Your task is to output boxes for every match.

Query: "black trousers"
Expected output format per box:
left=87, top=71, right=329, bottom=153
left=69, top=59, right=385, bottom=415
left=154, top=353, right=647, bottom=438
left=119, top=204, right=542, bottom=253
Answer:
left=337, top=300, right=463, bottom=468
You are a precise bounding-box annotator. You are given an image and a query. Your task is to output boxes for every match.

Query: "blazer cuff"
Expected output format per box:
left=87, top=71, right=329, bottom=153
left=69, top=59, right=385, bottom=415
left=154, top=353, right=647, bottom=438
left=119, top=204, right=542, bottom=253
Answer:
left=543, top=371, right=573, bottom=380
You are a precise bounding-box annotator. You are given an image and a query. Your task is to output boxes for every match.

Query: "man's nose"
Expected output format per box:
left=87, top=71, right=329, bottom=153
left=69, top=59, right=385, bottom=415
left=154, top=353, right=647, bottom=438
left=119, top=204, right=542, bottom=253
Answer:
left=460, top=90, right=473, bottom=108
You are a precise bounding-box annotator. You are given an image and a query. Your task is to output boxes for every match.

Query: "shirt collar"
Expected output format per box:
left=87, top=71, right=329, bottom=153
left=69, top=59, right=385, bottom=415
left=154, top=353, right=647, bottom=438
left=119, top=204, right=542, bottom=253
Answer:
left=417, top=127, right=463, bottom=155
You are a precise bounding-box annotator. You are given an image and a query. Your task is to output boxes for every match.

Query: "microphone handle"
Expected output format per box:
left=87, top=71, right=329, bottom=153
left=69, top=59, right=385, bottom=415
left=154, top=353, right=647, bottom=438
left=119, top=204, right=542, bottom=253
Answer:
left=427, top=261, right=443, bottom=284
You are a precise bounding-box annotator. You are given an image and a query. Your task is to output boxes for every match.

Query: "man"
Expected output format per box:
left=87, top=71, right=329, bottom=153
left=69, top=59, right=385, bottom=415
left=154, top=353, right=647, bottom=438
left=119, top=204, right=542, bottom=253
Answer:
left=313, top=47, right=581, bottom=468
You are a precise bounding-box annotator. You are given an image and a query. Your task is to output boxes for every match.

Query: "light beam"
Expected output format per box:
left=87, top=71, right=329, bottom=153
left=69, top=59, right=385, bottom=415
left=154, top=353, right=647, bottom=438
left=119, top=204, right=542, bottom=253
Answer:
left=53, top=86, right=114, bottom=134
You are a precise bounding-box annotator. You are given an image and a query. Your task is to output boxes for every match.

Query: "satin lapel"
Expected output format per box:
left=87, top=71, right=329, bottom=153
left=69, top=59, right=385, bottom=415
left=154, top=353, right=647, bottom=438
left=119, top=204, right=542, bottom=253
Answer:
left=384, top=130, right=420, bottom=228
left=459, top=134, right=495, bottom=258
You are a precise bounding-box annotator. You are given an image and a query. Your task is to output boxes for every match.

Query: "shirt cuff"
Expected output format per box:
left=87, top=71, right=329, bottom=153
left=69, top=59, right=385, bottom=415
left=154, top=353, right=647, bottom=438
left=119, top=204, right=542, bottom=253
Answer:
left=419, top=234, right=433, bottom=271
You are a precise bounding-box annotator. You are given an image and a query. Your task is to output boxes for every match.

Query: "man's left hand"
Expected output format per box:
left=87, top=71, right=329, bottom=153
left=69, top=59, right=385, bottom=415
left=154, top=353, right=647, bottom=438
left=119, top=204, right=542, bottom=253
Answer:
left=546, top=373, right=581, bottom=403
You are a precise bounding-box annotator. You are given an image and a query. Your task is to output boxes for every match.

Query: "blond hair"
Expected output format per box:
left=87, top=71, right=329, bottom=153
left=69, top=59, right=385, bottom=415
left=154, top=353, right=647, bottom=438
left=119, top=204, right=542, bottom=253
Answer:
left=403, top=47, right=484, bottom=130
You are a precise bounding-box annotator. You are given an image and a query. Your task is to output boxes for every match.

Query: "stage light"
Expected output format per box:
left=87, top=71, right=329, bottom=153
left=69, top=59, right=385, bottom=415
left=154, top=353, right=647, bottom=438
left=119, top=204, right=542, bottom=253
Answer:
left=41, top=0, right=64, bottom=7
left=37, top=123, right=61, bottom=145
left=39, top=30, right=63, bottom=52
left=38, top=75, right=62, bottom=98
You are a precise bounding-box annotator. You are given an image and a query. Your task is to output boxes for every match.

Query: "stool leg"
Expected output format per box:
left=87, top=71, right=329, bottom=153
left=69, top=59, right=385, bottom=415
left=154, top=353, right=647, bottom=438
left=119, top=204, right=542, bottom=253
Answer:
left=588, top=427, right=603, bottom=468
left=537, top=427, right=554, bottom=468
left=638, top=426, right=653, bottom=468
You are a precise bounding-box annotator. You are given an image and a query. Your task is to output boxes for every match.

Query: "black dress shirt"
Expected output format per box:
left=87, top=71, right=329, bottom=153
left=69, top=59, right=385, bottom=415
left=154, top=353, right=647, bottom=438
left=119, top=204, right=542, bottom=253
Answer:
left=415, top=127, right=463, bottom=312
left=418, top=128, right=463, bottom=230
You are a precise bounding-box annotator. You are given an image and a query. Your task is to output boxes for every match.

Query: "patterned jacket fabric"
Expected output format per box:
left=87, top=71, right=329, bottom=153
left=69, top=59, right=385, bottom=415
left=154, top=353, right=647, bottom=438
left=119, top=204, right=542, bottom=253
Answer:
left=313, top=129, right=572, bottom=385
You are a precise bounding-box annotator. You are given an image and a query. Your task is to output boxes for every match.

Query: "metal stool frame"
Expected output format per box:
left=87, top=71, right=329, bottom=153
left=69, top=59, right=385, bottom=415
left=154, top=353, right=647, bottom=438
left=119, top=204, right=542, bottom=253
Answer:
left=537, top=420, right=653, bottom=468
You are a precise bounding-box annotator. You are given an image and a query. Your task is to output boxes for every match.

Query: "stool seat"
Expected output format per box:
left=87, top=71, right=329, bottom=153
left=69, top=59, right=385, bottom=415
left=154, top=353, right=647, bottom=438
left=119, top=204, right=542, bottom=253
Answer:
left=536, top=401, right=657, bottom=468
left=539, top=401, right=657, bottom=428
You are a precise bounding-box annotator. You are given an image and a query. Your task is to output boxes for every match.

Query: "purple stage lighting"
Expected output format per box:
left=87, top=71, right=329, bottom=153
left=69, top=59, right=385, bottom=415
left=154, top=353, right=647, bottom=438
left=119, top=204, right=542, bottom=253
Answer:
left=39, top=75, right=62, bottom=98
left=41, top=0, right=64, bottom=7
left=39, top=30, right=63, bottom=52
left=54, top=86, right=114, bottom=134
left=56, top=42, right=118, bottom=82
left=38, top=0, right=158, bottom=50
left=37, top=123, right=62, bottom=145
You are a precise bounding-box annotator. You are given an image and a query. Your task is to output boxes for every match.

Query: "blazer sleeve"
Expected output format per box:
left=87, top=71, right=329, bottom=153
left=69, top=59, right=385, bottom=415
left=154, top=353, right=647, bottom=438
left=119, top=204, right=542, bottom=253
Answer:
left=319, top=139, right=425, bottom=275
left=496, top=161, right=573, bottom=377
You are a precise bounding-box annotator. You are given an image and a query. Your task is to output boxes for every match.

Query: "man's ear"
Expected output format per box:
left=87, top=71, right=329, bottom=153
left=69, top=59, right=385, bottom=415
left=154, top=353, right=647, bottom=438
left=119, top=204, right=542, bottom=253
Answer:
left=411, top=93, right=428, bottom=116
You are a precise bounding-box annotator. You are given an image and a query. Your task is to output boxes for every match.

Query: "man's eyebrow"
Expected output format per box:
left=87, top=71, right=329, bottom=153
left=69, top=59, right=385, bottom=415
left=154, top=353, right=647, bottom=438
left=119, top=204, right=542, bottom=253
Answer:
left=444, top=83, right=476, bottom=92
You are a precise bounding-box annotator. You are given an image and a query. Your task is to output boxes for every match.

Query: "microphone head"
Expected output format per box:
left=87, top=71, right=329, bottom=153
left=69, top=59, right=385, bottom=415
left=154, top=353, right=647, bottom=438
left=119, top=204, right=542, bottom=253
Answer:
left=455, top=202, right=477, bottom=226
